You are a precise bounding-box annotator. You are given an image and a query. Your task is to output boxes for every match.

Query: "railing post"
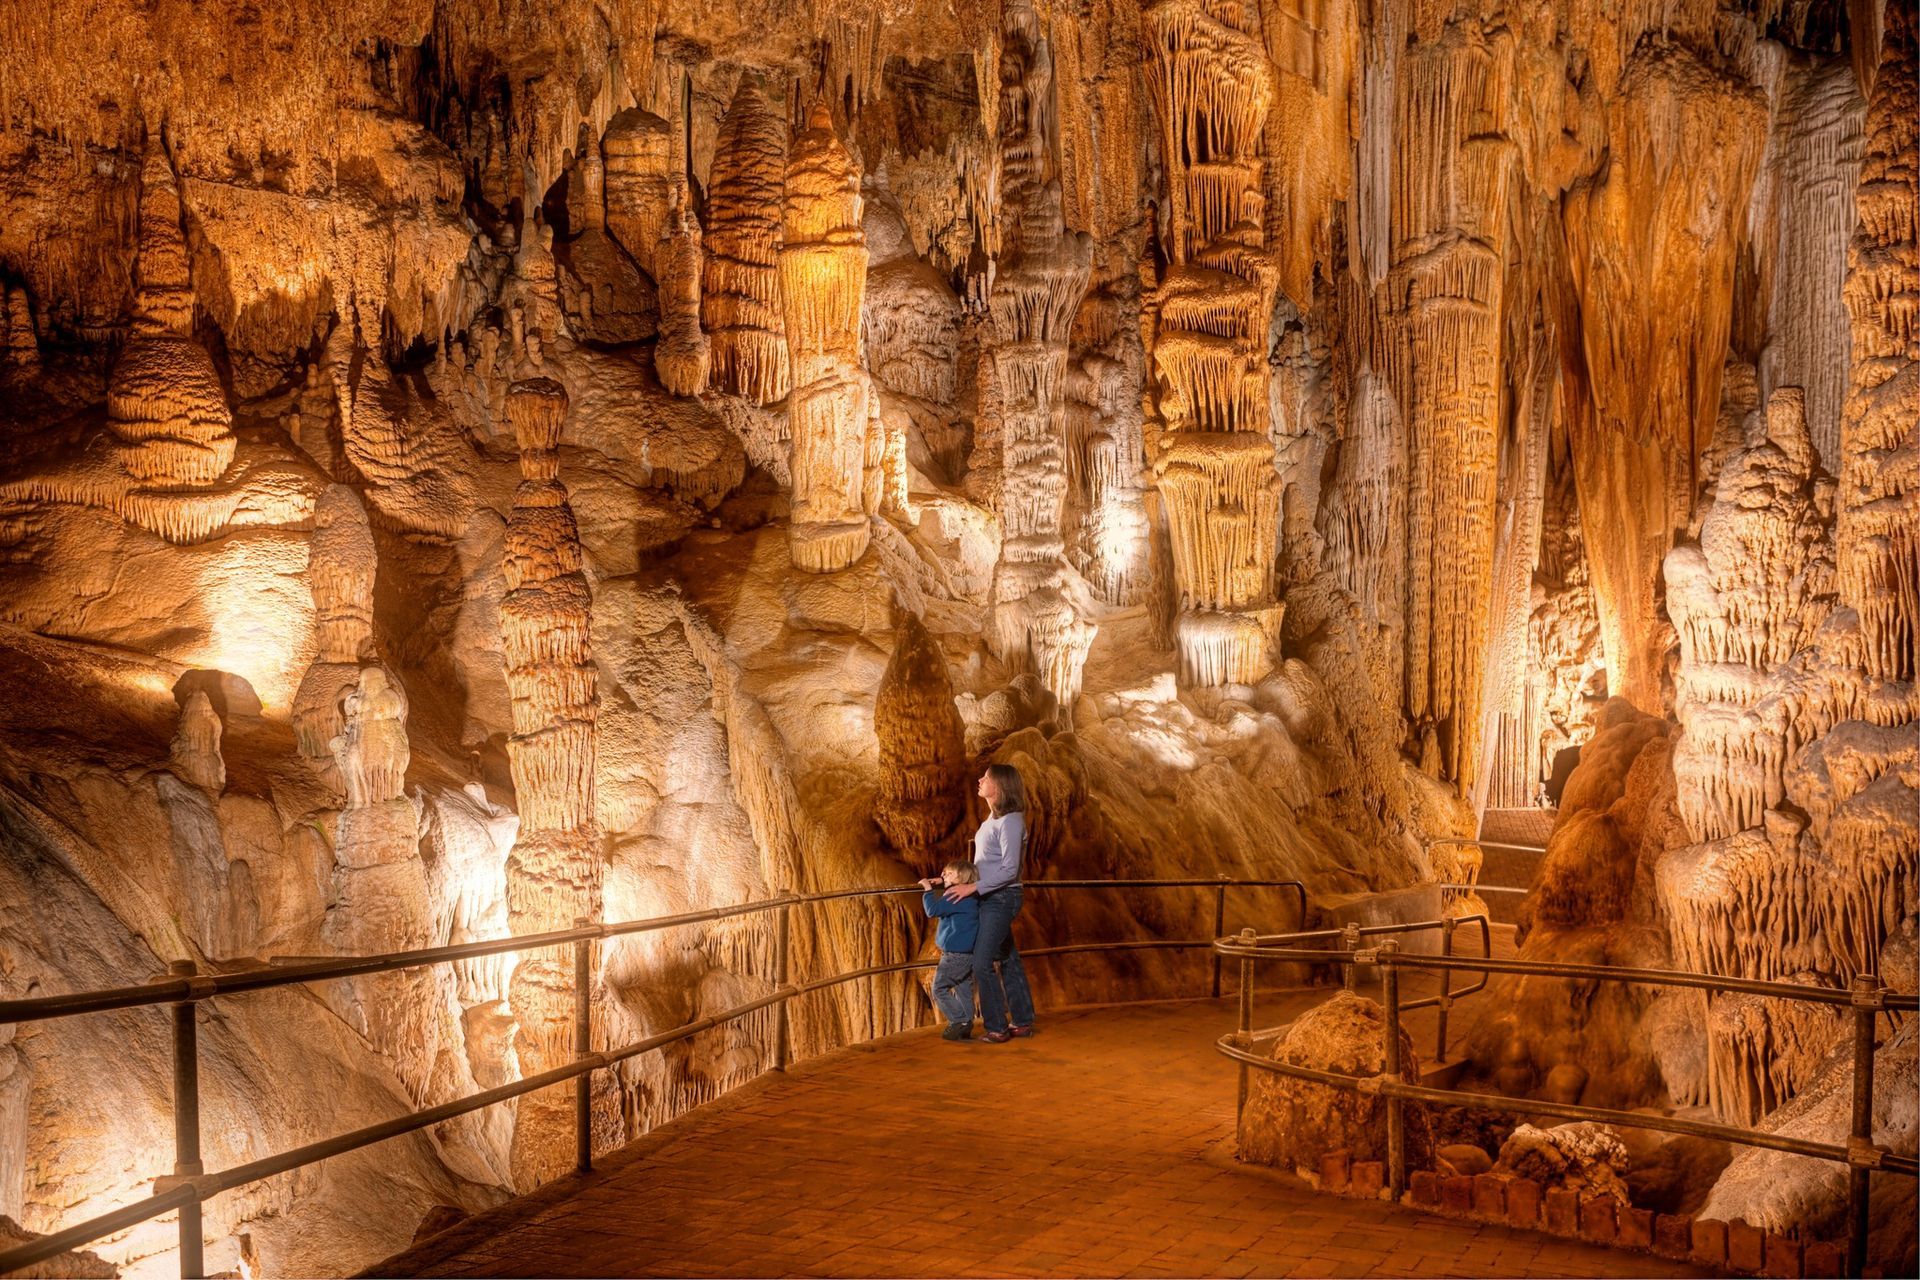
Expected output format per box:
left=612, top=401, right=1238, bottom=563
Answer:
left=771, top=896, right=792, bottom=1072
left=169, top=960, right=204, bottom=1280
left=1846, top=973, right=1879, bottom=1277
left=1341, top=922, right=1361, bottom=992
left=1235, top=927, right=1256, bottom=1124
left=573, top=918, right=593, bottom=1175
left=1211, top=876, right=1228, bottom=999
left=1435, top=916, right=1456, bottom=1064
left=1381, top=939, right=1406, bottom=1200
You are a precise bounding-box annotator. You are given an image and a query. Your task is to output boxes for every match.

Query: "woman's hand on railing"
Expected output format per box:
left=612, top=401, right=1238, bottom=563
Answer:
left=943, top=881, right=979, bottom=902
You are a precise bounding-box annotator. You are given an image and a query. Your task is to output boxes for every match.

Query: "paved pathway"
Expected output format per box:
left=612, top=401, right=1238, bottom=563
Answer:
left=375, top=995, right=1711, bottom=1279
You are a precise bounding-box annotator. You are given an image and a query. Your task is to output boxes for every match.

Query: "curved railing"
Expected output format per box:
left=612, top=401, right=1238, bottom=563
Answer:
left=0, top=874, right=1305, bottom=1277
left=1212, top=926, right=1920, bottom=1275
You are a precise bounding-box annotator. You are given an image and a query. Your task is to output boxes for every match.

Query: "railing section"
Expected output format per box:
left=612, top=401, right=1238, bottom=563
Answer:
left=0, top=875, right=1304, bottom=1277
left=1214, top=927, right=1919, bottom=1276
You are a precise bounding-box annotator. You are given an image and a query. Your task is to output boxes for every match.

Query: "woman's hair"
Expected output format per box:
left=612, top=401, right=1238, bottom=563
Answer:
left=986, top=763, right=1027, bottom=817
left=943, top=858, right=979, bottom=883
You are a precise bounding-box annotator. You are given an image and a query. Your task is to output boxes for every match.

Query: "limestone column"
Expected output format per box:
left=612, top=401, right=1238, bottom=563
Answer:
left=1142, top=0, right=1286, bottom=687
left=1838, top=3, right=1918, bottom=687
left=779, top=102, right=872, bottom=573
left=986, top=1, right=1098, bottom=709
left=654, top=194, right=711, bottom=397
left=498, top=377, right=602, bottom=1187
left=292, top=485, right=378, bottom=791
left=704, top=80, right=790, bottom=405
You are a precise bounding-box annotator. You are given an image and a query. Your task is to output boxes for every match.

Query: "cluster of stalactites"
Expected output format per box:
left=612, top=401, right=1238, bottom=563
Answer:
left=780, top=102, right=873, bottom=573
left=703, top=79, right=792, bottom=405
left=1142, top=0, right=1284, bottom=687
left=1838, top=2, right=1919, bottom=687
left=499, top=376, right=602, bottom=1188
left=107, top=140, right=236, bottom=492
left=292, top=485, right=379, bottom=780
left=1704, top=975, right=1847, bottom=1126
left=1064, top=302, right=1152, bottom=608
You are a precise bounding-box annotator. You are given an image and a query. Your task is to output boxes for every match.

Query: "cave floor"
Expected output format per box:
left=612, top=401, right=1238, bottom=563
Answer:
left=373, top=991, right=1713, bottom=1280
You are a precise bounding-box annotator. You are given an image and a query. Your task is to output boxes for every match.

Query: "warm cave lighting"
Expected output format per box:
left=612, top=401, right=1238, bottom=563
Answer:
left=0, top=2, right=1913, bottom=1279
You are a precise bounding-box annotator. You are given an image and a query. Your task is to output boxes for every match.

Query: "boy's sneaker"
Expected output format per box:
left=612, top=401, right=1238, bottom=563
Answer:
left=1009, top=1023, right=1036, bottom=1038
left=941, top=1025, right=971, bottom=1041
left=981, top=1029, right=1013, bottom=1043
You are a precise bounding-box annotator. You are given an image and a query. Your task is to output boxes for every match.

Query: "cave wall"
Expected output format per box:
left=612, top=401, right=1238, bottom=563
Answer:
left=0, top=0, right=1913, bottom=1273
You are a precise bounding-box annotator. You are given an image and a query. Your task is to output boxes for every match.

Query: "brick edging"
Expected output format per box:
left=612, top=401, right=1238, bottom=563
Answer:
left=1308, top=1150, right=1849, bottom=1278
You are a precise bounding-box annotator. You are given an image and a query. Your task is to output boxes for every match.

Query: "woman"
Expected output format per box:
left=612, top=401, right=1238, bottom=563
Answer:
left=943, top=763, right=1036, bottom=1043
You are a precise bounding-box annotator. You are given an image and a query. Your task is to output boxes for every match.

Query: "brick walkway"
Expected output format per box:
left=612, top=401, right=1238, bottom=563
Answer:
left=375, top=995, right=1711, bottom=1279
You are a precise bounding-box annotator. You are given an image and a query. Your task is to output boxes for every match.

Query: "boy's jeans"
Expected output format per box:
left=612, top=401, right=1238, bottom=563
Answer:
left=973, top=884, right=1036, bottom=1034
left=932, top=950, right=976, bottom=1028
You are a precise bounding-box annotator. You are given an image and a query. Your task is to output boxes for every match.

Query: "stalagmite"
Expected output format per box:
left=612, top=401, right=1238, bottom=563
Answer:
left=873, top=612, right=968, bottom=875
left=1837, top=3, right=1919, bottom=688
left=602, top=108, right=676, bottom=279
left=169, top=689, right=225, bottom=794
left=780, top=102, right=872, bottom=574
left=1143, top=0, right=1285, bottom=687
left=107, top=140, right=237, bottom=492
left=654, top=196, right=710, bottom=398
left=292, top=485, right=379, bottom=790
left=987, top=1, right=1097, bottom=708
left=1564, top=41, right=1769, bottom=711
left=499, top=377, right=602, bottom=1188
left=703, top=80, right=790, bottom=404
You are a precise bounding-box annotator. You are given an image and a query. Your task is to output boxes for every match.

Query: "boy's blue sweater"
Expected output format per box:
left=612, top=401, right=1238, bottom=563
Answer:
left=922, top=889, right=979, bottom=953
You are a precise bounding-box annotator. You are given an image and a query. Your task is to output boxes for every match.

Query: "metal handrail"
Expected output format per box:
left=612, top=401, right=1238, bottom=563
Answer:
left=0, top=874, right=1305, bottom=1277
left=1214, top=928, right=1917, bottom=1276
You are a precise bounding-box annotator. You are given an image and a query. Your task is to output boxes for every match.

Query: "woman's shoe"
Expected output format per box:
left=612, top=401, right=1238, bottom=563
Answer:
left=941, top=1025, right=971, bottom=1041
left=1009, top=1023, right=1036, bottom=1038
left=981, top=1029, right=1014, bottom=1043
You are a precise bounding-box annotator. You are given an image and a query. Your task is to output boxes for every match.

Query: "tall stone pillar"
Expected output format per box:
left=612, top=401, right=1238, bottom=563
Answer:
left=1142, top=0, right=1286, bottom=687
left=499, top=377, right=602, bottom=1187
left=704, top=80, right=791, bottom=405
left=779, top=102, right=872, bottom=573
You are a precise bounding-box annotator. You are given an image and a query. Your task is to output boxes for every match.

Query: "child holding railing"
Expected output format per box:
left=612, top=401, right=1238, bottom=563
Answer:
left=918, top=859, right=981, bottom=1041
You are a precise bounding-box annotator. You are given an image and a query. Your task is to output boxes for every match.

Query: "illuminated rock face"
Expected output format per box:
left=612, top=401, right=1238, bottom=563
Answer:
left=703, top=80, right=790, bottom=405
left=499, top=377, right=601, bottom=1188
left=1563, top=42, right=1769, bottom=713
left=872, top=612, right=968, bottom=874
left=1143, top=0, right=1284, bottom=687
left=780, top=102, right=872, bottom=574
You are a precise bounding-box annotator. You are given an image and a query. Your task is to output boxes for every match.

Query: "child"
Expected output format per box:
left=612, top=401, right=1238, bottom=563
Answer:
left=918, top=859, right=981, bottom=1041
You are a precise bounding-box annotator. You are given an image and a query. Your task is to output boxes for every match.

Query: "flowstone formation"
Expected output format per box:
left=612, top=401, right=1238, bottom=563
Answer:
left=498, top=377, right=602, bottom=1188
left=1, top=1, right=1914, bottom=1272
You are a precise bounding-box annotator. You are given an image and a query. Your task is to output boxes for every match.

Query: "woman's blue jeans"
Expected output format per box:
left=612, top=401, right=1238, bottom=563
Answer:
left=972, top=884, right=1036, bottom=1034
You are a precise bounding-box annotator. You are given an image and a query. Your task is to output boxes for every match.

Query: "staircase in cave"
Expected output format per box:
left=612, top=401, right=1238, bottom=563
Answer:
left=1471, top=807, right=1553, bottom=924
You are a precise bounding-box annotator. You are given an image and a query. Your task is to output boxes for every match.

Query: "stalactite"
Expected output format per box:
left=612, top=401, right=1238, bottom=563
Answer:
left=873, top=612, right=967, bottom=875
left=602, top=107, right=676, bottom=279
left=1, top=283, right=39, bottom=374
left=702, top=80, right=791, bottom=405
left=292, top=485, right=379, bottom=791
left=654, top=196, right=710, bottom=398
left=1064, top=284, right=1151, bottom=606
left=107, top=140, right=236, bottom=489
left=499, top=376, right=602, bottom=1189
left=780, top=101, right=872, bottom=574
left=987, top=1, right=1098, bottom=708
left=1143, top=0, right=1284, bottom=687
left=1836, top=2, right=1919, bottom=687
